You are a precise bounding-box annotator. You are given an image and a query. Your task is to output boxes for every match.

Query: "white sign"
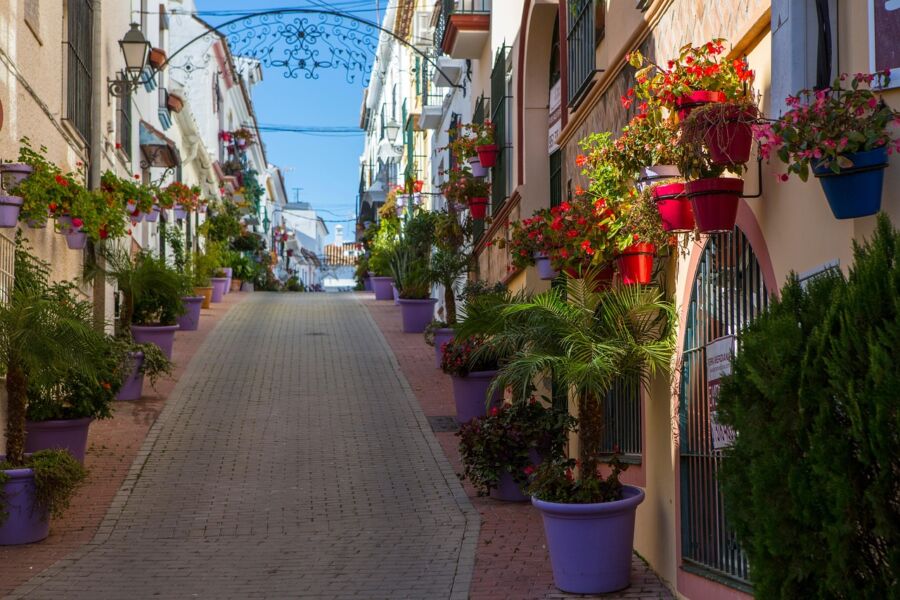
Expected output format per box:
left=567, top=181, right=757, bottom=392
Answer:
left=706, top=336, right=736, bottom=450
left=548, top=80, right=562, bottom=154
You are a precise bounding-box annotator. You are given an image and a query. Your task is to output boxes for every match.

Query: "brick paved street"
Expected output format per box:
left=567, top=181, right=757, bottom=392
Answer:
left=10, top=293, right=477, bottom=599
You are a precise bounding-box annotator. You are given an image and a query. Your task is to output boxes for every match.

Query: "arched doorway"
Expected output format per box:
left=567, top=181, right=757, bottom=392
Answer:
left=678, top=226, right=770, bottom=588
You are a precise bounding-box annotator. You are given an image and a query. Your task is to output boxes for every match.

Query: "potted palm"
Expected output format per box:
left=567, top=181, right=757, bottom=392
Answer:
left=98, top=249, right=185, bottom=360
left=457, top=399, right=573, bottom=502
left=1, top=238, right=94, bottom=545
left=755, top=72, right=899, bottom=219
left=427, top=247, right=470, bottom=366
left=458, top=275, right=674, bottom=593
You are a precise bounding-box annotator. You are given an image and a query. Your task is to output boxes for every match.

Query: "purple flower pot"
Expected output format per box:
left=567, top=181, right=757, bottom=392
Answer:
left=56, top=215, right=73, bottom=233
left=0, top=163, right=34, bottom=188
left=66, top=230, right=87, bottom=250
left=450, top=370, right=501, bottom=424
left=0, top=466, right=50, bottom=546
left=0, top=195, right=23, bottom=228
left=433, top=328, right=455, bottom=369
left=221, top=268, right=233, bottom=294
left=491, top=471, right=530, bottom=502
left=371, top=276, right=394, bottom=301
left=392, top=283, right=400, bottom=305
left=25, top=417, right=93, bottom=464
left=535, top=253, right=558, bottom=281
left=131, top=324, right=178, bottom=360
left=468, top=156, right=489, bottom=177
left=398, top=298, right=437, bottom=333
left=144, top=205, right=161, bottom=222
left=117, top=352, right=145, bottom=401
left=173, top=205, right=187, bottom=220
left=211, top=277, right=229, bottom=303
left=363, top=276, right=373, bottom=292
left=177, top=296, right=204, bottom=331
left=533, top=485, right=645, bottom=594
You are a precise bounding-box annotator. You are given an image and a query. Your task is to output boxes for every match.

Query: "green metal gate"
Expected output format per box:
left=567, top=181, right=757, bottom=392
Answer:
left=679, top=227, right=769, bottom=589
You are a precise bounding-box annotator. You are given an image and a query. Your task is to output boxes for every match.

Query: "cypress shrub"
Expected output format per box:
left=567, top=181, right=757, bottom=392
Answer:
left=718, top=214, right=899, bottom=598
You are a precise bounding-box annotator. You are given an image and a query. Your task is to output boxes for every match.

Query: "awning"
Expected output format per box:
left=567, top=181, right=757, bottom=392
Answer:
left=139, top=120, right=180, bottom=168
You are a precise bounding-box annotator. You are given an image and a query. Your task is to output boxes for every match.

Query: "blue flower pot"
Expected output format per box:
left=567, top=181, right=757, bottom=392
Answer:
left=813, top=146, right=887, bottom=220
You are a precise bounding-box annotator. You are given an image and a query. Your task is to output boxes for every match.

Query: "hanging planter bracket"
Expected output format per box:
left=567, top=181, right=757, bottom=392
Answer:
left=740, top=155, right=764, bottom=199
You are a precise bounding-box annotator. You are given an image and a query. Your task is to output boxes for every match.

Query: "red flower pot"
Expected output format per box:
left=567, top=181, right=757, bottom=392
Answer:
left=616, top=243, right=656, bottom=285
left=468, top=197, right=489, bottom=220
left=476, top=144, right=499, bottom=168
left=652, top=182, right=695, bottom=232
left=676, top=90, right=726, bottom=120
left=705, top=105, right=754, bottom=165
left=686, top=177, right=743, bottom=233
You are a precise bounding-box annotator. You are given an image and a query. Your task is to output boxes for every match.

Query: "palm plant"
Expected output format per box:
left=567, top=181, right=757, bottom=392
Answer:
left=2, top=238, right=105, bottom=466
left=430, top=247, right=470, bottom=324
left=456, top=272, right=675, bottom=472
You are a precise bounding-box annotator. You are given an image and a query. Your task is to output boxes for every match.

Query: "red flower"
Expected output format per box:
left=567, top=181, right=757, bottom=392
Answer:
left=523, top=465, right=535, bottom=476
left=54, top=174, right=68, bottom=187
left=71, top=217, right=84, bottom=228
left=575, top=154, right=587, bottom=167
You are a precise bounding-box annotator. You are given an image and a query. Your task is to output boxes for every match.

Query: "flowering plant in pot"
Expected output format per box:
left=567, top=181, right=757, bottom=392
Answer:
left=441, top=336, right=502, bottom=423
left=681, top=96, right=760, bottom=166
left=0, top=237, right=98, bottom=545
left=677, top=131, right=746, bottom=234
left=504, top=210, right=556, bottom=278
left=467, top=121, right=499, bottom=167
left=457, top=275, right=674, bottom=594
left=539, top=197, right=617, bottom=282
left=441, top=168, right=491, bottom=220
left=627, top=39, right=754, bottom=117
left=457, top=399, right=573, bottom=501
left=101, top=171, right=157, bottom=221
left=755, top=71, right=900, bottom=219
left=613, top=112, right=684, bottom=184
left=610, top=186, right=670, bottom=285
left=7, top=137, right=68, bottom=228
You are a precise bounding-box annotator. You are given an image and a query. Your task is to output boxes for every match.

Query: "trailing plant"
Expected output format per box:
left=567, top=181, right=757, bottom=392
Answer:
left=611, top=186, right=670, bottom=251
left=160, top=182, right=201, bottom=211
left=440, top=167, right=490, bottom=204
left=717, top=214, right=900, bottom=598
left=423, top=319, right=450, bottom=347
left=0, top=450, right=87, bottom=526
left=69, top=187, right=128, bottom=242
left=613, top=113, right=685, bottom=177
left=457, top=399, right=573, bottom=496
left=505, top=210, right=552, bottom=269
left=680, top=97, right=761, bottom=165
left=9, top=137, right=71, bottom=227
left=755, top=72, right=900, bottom=180
left=575, top=132, right=630, bottom=198
left=440, top=337, right=496, bottom=377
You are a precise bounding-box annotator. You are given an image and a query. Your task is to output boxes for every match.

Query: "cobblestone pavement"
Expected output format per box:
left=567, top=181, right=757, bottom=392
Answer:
left=11, top=293, right=478, bottom=599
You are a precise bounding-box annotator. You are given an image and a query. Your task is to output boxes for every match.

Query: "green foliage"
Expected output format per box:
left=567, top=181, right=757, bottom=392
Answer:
left=2, top=236, right=106, bottom=465
left=525, top=454, right=627, bottom=504
left=95, top=248, right=185, bottom=327
left=369, top=218, right=399, bottom=276
left=228, top=253, right=256, bottom=282
left=0, top=450, right=87, bottom=525
left=423, top=319, right=450, bottom=347
left=457, top=399, right=574, bottom=496
left=202, top=201, right=243, bottom=243
left=285, top=276, right=305, bottom=292
left=718, top=214, right=900, bottom=598
left=430, top=248, right=470, bottom=324
left=440, top=336, right=497, bottom=377
left=134, top=341, right=173, bottom=388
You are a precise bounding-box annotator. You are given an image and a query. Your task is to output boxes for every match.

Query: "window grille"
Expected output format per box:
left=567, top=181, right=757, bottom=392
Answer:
left=566, top=0, right=595, bottom=106
left=490, top=46, right=510, bottom=214
left=0, top=232, right=15, bottom=305
left=117, top=92, right=133, bottom=161
left=679, top=227, right=769, bottom=589
left=65, top=0, right=93, bottom=142
left=599, top=375, right=641, bottom=460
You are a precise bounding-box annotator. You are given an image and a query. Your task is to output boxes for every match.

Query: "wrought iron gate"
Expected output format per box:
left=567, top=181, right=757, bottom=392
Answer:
left=679, top=227, right=769, bottom=588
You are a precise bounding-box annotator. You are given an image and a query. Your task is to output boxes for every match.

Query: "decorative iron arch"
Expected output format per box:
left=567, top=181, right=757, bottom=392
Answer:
left=159, top=8, right=464, bottom=89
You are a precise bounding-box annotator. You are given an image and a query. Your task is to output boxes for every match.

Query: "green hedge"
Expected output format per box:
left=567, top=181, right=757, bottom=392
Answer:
left=718, top=214, right=899, bottom=599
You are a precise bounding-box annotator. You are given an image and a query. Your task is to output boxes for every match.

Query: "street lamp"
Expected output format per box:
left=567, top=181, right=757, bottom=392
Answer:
left=108, top=23, right=151, bottom=97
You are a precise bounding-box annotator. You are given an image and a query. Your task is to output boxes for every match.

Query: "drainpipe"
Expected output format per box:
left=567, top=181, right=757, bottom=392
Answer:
left=90, top=0, right=105, bottom=331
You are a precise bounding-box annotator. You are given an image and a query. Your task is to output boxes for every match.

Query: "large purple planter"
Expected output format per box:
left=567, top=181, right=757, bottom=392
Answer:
left=433, top=328, right=455, bottom=369
left=491, top=471, right=530, bottom=502
left=363, top=276, right=373, bottom=292
left=25, top=417, right=93, bottom=464
left=450, top=370, right=501, bottom=424
left=0, top=466, right=50, bottom=546
left=177, top=296, right=203, bottom=331
left=371, top=276, right=394, bottom=301
left=533, top=485, right=645, bottom=594
left=398, top=298, right=437, bottom=333
left=117, top=352, right=145, bottom=401
left=0, top=195, right=23, bottom=228
left=131, top=324, right=178, bottom=360
left=392, top=284, right=400, bottom=305
left=211, top=277, right=229, bottom=303
left=221, top=267, right=233, bottom=294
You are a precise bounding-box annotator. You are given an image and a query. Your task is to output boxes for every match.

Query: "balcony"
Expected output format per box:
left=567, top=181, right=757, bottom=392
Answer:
left=436, top=0, right=491, bottom=59
left=431, top=56, right=464, bottom=87
left=419, top=58, right=449, bottom=129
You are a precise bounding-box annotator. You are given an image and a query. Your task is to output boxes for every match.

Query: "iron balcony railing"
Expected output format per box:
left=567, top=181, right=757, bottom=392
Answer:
left=434, top=0, right=492, bottom=52
left=420, top=57, right=446, bottom=107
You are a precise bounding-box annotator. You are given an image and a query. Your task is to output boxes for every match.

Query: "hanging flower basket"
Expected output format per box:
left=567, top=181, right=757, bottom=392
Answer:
left=534, top=252, right=558, bottom=280
left=476, top=144, right=499, bottom=168
left=812, top=146, right=887, bottom=220
left=685, top=177, right=743, bottom=233
left=0, top=163, right=34, bottom=188
left=468, top=156, right=489, bottom=178
left=675, top=90, right=726, bottom=120
left=468, top=197, right=489, bottom=220
left=616, top=243, right=656, bottom=285
left=0, top=195, right=23, bottom=228
left=636, top=165, right=680, bottom=191
left=704, top=106, right=756, bottom=165
left=652, top=182, right=694, bottom=232
left=148, top=47, right=167, bottom=70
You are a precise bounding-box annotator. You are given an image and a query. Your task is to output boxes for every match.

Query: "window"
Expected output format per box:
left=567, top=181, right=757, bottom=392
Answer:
left=549, top=150, right=562, bottom=207
left=490, top=46, right=511, bottom=214
left=679, top=227, right=769, bottom=589
left=116, top=93, right=133, bottom=161
left=65, top=0, right=93, bottom=142
left=566, top=0, right=595, bottom=106
left=549, top=15, right=561, bottom=87
left=594, top=0, right=606, bottom=47
left=599, top=376, right=641, bottom=460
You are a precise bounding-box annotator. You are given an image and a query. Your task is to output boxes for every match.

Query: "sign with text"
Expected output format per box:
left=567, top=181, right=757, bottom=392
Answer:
left=706, top=335, right=736, bottom=450
left=869, top=0, right=900, bottom=88
left=548, top=80, right=562, bottom=154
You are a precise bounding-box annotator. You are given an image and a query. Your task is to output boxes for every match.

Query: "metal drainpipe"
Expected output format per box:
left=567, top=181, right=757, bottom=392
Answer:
left=89, top=0, right=105, bottom=331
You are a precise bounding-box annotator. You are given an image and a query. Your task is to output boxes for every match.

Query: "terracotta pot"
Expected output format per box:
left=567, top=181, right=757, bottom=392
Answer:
left=148, top=47, right=167, bottom=70
left=194, top=286, right=213, bottom=309
left=166, top=93, right=184, bottom=113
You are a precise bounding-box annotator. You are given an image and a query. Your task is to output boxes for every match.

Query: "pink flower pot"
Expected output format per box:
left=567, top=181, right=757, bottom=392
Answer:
left=653, top=182, right=695, bottom=232
left=433, top=328, right=455, bottom=369
left=686, top=177, right=743, bottom=233
left=131, top=324, right=178, bottom=360
left=177, top=296, right=204, bottom=331
left=451, top=370, right=501, bottom=424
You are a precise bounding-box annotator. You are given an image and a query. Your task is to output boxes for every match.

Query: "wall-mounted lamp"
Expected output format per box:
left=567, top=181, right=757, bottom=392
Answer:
left=107, top=23, right=151, bottom=97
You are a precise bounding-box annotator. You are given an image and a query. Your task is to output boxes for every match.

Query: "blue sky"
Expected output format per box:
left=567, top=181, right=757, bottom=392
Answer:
left=194, top=1, right=384, bottom=243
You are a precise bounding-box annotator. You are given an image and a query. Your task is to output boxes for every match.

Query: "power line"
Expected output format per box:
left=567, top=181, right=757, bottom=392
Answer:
left=255, top=124, right=363, bottom=136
